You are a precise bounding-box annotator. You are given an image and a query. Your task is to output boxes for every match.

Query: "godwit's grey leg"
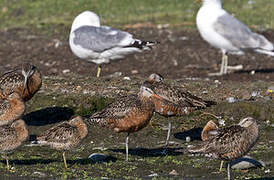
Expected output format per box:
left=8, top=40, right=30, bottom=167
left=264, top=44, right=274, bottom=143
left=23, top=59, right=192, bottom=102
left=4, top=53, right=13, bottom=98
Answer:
left=227, top=162, right=231, bottom=180
left=63, top=151, right=68, bottom=169
left=165, top=117, right=171, bottom=146
left=125, top=133, right=129, bottom=161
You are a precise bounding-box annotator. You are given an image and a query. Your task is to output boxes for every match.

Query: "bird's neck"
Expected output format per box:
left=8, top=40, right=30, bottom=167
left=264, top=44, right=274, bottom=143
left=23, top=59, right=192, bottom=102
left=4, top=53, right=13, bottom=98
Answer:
left=202, top=0, right=222, bottom=9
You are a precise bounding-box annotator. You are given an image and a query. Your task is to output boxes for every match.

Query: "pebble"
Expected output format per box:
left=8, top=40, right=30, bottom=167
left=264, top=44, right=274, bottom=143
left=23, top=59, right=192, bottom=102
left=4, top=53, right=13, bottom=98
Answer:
left=33, top=171, right=47, bottom=177
left=148, top=173, right=158, bottom=177
left=218, top=119, right=226, bottom=126
left=123, top=76, right=131, bottom=81
left=88, top=153, right=109, bottom=162
left=186, top=136, right=191, bottom=142
left=169, top=169, right=179, bottom=176
left=227, top=97, right=236, bottom=103
left=231, top=156, right=265, bottom=169
left=131, top=70, right=138, bottom=74
left=62, top=69, right=70, bottom=74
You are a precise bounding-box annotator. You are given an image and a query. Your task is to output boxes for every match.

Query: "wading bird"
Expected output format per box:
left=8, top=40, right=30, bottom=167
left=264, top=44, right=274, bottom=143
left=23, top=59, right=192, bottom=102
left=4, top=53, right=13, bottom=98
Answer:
left=87, top=85, right=155, bottom=161
left=0, top=119, right=28, bottom=170
left=188, top=117, right=259, bottom=180
left=0, top=63, right=42, bottom=101
left=143, top=73, right=215, bottom=146
left=35, top=116, right=88, bottom=168
left=0, top=92, right=25, bottom=126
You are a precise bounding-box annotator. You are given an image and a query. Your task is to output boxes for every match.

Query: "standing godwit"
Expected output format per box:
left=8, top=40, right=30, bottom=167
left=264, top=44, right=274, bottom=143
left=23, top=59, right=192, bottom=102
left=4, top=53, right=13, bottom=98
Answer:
left=87, top=85, right=155, bottom=161
left=0, top=119, right=29, bottom=170
left=35, top=116, right=88, bottom=168
left=0, top=91, right=25, bottom=126
left=143, top=73, right=215, bottom=146
left=188, top=117, right=259, bottom=180
left=69, top=11, right=158, bottom=77
left=196, top=0, right=274, bottom=76
left=0, top=63, right=42, bottom=101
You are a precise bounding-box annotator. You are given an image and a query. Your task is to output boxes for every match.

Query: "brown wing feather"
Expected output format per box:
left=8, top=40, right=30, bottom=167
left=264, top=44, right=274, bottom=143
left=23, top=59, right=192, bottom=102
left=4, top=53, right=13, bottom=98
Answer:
left=37, top=122, right=77, bottom=143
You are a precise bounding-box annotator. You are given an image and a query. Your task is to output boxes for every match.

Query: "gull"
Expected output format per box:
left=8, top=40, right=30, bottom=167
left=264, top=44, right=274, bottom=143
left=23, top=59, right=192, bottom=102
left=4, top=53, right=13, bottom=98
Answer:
left=197, top=0, right=274, bottom=76
left=69, top=11, right=158, bottom=77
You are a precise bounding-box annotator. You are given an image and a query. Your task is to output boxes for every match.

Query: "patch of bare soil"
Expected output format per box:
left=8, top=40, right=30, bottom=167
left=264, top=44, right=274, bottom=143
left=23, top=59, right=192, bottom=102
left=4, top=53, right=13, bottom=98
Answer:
left=0, top=27, right=274, bottom=81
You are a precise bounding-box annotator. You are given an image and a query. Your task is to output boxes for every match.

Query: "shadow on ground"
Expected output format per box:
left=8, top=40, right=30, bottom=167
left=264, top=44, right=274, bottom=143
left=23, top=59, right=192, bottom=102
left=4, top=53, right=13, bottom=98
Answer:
left=174, top=127, right=203, bottom=142
left=23, top=107, right=74, bottom=126
left=109, top=147, right=184, bottom=158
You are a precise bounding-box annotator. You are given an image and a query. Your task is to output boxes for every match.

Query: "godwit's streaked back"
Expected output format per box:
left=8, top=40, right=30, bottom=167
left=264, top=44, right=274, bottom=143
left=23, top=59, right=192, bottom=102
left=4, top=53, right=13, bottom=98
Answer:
left=36, top=116, right=88, bottom=168
left=87, top=85, right=155, bottom=161
left=0, top=119, right=28, bottom=170
left=143, top=73, right=216, bottom=146
left=0, top=92, right=25, bottom=126
left=188, top=117, right=259, bottom=180
left=0, top=63, right=42, bottom=101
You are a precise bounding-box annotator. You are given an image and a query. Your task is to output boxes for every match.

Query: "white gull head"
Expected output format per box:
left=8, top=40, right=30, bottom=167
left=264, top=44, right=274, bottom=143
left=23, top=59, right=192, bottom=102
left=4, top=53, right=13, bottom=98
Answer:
left=71, top=11, right=100, bottom=32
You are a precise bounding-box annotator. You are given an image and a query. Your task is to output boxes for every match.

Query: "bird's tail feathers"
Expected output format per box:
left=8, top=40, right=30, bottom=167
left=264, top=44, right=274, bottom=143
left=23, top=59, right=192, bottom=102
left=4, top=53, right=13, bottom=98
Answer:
left=187, top=144, right=206, bottom=154
left=129, top=39, right=159, bottom=50
left=255, top=49, right=274, bottom=56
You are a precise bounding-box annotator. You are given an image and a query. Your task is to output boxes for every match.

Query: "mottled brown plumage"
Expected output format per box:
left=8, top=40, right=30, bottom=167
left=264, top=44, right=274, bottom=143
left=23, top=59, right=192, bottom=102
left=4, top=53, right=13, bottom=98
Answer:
left=201, top=120, right=218, bottom=141
left=0, top=92, right=25, bottom=126
left=0, top=63, right=42, bottom=101
left=0, top=119, right=29, bottom=170
left=188, top=117, right=259, bottom=180
left=87, top=86, right=155, bottom=161
left=143, top=73, right=216, bottom=145
left=36, top=116, right=88, bottom=168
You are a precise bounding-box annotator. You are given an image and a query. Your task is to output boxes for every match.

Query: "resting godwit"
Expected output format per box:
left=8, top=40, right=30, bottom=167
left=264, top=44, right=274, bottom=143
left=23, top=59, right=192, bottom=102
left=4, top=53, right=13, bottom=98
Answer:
left=87, top=86, right=155, bottom=161
left=35, top=116, right=88, bottom=168
left=196, top=0, right=274, bottom=76
left=188, top=117, right=259, bottom=180
left=0, top=119, right=28, bottom=170
left=0, top=91, right=25, bottom=126
left=0, top=63, right=42, bottom=101
left=143, top=73, right=216, bottom=146
left=69, top=11, right=158, bottom=77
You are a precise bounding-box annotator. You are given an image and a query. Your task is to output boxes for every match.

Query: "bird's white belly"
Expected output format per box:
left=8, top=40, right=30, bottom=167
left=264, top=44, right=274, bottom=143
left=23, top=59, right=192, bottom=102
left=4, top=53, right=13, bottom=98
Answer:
left=196, top=7, right=240, bottom=53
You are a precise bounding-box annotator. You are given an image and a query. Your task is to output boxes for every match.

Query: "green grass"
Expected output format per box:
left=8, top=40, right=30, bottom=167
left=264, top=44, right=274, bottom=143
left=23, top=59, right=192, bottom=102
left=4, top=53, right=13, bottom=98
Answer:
left=0, top=0, right=274, bottom=32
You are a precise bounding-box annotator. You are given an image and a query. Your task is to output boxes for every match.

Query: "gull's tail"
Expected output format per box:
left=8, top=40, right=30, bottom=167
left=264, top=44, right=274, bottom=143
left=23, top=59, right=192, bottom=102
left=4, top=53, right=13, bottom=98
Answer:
left=128, top=39, right=159, bottom=50
left=255, top=49, right=274, bottom=56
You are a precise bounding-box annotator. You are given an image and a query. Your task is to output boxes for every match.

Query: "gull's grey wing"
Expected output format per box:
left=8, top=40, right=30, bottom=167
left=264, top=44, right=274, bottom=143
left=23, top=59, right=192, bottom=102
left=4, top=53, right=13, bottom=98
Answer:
left=213, top=13, right=271, bottom=50
left=72, top=25, right=133, bottom=52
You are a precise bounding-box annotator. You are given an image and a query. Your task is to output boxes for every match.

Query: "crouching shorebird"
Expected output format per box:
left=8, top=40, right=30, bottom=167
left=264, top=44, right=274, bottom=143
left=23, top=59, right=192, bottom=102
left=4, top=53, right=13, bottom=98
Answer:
left=0, top=119, right=28, bottom=170
left=188, top=117, right=259, bottom=180
left=69, top=11, right=158, bottom=77
left=143, top=73, right=216, bottom=146
left=0, top=91, right=25, bottom=126
left=0, top=63, right=42, bottom=101
left=86, top=85, right=155, bottom=161
left=35, top=116, right=88, bottom=168
left=196, top=0, right=274, bottom=76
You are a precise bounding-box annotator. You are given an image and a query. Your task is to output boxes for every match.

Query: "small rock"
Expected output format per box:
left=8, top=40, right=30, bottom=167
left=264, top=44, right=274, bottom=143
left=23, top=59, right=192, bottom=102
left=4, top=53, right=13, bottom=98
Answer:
left=179, top=36, right=189, bottom=41
left=231, top=156, right=265, bottom=169
left=88, top=153, right=109, bottom=162
left=108, top=72, right=122, bottom=78
left=123, top=76, right=131, bottom=81
left=33, top=171, right=46, bottom=177
left=62, top=69, right=70, bottom=74
left=131, top=70, right=138, bottom=74
left=186, top=136, right=191, bottom=142
left=148, top=173, right=158, bottom=177
left=265, top=169, right=271, bottom=173
left=227, top=97, right=236, bottom=103
left=169, top=169, right=179, bottom=176
left=76, top=86, right=82, bottom=91
left=250, top=70, right=255, bottom=75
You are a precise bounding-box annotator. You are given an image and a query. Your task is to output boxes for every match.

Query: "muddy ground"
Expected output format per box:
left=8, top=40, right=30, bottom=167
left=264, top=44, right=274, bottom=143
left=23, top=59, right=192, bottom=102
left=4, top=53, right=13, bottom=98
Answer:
left=0, top=27, right=274, bottom=179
